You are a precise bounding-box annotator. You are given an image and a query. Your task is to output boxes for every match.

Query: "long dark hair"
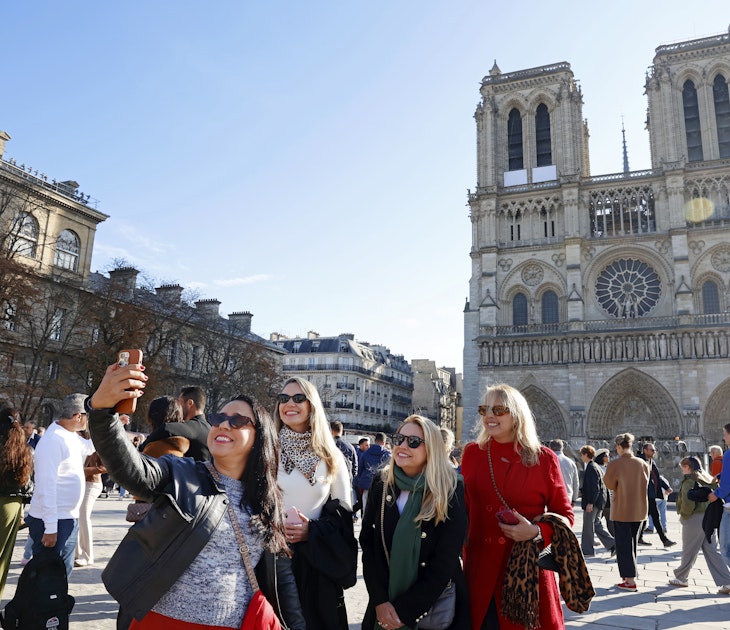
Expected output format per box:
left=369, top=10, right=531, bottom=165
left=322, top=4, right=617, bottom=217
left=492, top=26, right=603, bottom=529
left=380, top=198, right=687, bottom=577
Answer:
left=231, top=394, right=287, bottom=554
left=0, top=408, right=33, bottom=486
left=147, top=396, right=183, bottom=430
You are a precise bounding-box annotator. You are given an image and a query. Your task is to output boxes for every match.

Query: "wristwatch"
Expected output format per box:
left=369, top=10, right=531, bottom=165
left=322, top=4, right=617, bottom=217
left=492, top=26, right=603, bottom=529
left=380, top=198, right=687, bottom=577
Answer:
left=531, top=526, right=543, bottom=544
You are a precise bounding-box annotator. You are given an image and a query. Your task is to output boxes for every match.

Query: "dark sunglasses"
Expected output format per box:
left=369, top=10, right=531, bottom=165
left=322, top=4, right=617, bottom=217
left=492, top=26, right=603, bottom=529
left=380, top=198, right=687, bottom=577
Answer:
left=392, top=433, right=425, bottom=449
left=277, top=393, right=308, bottom=404
left=477, top=405, right=510, bottom=417
left=207, top=413, right=255, bottom=430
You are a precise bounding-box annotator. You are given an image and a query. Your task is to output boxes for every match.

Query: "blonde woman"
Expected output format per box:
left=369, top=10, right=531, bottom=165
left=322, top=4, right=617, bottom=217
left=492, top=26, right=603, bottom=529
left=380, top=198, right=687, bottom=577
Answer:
left=360, top=415, right=469, bottom=630
left=668, top=456, right=730, bottom=593
left=274, top=376, right=355, bottom=629
left=462, top=384, right=574, bottom=629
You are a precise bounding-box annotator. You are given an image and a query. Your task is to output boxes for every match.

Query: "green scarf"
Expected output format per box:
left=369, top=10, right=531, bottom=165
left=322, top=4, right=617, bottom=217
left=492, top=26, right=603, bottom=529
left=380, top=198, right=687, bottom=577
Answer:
left=386, top=465, right=426, bottom=626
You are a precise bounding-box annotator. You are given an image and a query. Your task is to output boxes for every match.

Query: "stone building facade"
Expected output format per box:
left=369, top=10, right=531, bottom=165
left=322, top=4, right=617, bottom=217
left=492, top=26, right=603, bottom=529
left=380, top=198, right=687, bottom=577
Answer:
left=270, top=331, right=413, bottom=433
left=463, top=29, right=730, bottom=473
left=0, top=131, right=284, bottom=425
left=411, top=359, right=460, bottom=435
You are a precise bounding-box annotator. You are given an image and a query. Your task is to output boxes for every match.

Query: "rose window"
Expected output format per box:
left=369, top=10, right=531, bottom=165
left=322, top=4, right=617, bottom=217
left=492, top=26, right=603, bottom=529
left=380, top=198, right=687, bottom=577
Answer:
left=595, top=258, right=661, bottom=318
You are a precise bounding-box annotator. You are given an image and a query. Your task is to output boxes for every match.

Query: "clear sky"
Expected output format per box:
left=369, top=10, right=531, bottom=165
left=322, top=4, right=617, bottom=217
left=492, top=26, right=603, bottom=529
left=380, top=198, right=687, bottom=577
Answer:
left=2, top=2, right=727, bottom=373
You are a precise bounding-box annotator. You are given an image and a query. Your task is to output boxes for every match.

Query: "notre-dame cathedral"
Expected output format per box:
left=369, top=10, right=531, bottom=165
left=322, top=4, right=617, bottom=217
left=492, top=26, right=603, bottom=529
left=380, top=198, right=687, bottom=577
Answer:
left=463, top=28, right=730, bottom=475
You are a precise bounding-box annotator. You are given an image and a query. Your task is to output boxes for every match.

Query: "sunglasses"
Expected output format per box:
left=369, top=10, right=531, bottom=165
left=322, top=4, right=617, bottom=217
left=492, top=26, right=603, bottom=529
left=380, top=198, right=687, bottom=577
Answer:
left=477, top=405, right=510, bottom=417
left=392, top=433, right=425, bottom=449
left=277, top=393, right=308, bottom=404
left=207, top=413, right=255, bottom=430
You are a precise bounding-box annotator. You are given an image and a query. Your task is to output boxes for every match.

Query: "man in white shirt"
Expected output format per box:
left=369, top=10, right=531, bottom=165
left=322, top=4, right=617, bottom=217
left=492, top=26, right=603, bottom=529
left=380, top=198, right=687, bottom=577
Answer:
left=26, top=393, right=95, bottom=576
left=549, top=439, right=579, bottom=505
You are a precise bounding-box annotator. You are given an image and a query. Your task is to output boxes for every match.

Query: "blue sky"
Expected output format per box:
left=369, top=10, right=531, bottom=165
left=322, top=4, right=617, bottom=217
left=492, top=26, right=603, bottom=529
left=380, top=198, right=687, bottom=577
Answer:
left=2, top=2, right=727, bottom=372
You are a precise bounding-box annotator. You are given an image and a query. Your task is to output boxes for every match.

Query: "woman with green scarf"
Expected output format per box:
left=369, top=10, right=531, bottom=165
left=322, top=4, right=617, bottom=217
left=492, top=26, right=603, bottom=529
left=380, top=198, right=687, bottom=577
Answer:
left=360, top=415, right=470, bottom=630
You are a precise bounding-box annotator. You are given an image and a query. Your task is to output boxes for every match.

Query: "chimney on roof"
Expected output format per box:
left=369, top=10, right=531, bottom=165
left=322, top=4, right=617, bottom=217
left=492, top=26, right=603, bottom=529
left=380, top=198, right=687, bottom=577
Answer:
left=195, top=298, right=221, bottom=319
left=108, top=267, right=139, bottom=300
left=156, top=283, right=184, bottom=305
left=270, top=332, right=288, bottom=342
left=0, top=131, right=10, bottom=159
left=340, top=333, right=355, bottom=340
left=307, top=331, right=319, bottom=339
left=228, top=311, right=253, bottom=334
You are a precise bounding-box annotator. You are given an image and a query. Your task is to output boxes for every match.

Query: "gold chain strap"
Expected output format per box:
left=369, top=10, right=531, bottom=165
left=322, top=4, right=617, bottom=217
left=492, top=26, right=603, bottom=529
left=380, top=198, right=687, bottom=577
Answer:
left=487, top=440, right=511, bottom=510
left=206, top=462, right=260, bottom=592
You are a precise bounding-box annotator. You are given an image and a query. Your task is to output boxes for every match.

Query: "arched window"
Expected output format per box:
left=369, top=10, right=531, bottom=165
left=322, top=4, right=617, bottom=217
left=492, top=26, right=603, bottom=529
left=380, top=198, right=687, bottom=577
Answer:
left=683, top=79, right=703, bottom=162
left=513, top=293, right=528, bottom=326
left=507, top=108, right=523, bottom=171
left=535, top=103, right=552, bottom=166
left=54, top=230, right=80, bottom=271
left=702, top=280, right=720, bottom=314
left=541, top=290, right=559, bottom=324
left=713, top=74, right=730, bottom=159
left=12, top=212, right=39, bottom=258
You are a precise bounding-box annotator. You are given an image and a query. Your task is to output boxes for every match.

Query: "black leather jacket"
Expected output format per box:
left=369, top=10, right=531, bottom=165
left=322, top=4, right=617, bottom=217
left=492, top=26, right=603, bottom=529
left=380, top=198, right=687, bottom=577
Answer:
left=87, top=404, right=304, bottom=629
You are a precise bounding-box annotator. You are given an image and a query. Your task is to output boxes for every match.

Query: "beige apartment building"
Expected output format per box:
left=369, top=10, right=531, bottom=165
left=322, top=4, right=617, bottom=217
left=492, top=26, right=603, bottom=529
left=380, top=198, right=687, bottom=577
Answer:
left=270, top=331, right=413, bottom=433
left=463, top=29, right=730, bottom=476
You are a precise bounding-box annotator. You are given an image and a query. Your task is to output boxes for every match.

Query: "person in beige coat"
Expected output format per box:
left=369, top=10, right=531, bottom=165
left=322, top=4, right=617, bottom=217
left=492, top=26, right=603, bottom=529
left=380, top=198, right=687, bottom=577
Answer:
left=603, top=433, right=649, bottom=592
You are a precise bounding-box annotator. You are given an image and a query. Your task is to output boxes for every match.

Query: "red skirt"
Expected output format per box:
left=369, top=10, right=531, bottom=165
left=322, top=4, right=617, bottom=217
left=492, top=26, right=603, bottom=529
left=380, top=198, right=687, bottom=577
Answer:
left=129, top=611, right=234, bottom=629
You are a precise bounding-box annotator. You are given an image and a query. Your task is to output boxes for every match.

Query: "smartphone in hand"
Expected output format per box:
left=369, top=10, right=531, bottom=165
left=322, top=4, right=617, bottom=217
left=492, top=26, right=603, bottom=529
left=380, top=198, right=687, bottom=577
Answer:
left=285, top=506, right=302, bottom=525
left=115, top=349, right=143, bottom=415
left=496, top=508, right=519, bottom=525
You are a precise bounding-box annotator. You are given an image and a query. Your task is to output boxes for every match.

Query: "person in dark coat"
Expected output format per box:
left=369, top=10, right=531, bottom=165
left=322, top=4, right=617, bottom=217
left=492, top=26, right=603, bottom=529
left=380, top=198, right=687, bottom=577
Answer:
left=579, top=445, right=615, bottom=556
left=355, top=432, right=391, bottom=508
left=637, top=442, right=675, bottom=547
left=360, top=415, right=469, bottom=630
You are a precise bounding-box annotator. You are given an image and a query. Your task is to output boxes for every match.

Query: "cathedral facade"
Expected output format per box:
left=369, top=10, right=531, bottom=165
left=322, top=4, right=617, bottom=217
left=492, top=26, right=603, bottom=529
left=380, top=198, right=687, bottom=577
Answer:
left=463, top=29, right=730, bottom=468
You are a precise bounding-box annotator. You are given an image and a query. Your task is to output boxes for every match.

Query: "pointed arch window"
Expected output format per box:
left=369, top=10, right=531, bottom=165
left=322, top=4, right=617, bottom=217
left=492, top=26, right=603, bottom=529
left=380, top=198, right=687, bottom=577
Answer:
left=54, top=229, right=80, bottom=271
left=702, top=279, right=720, bottom=314
left=535, top=103, right=552, bottom=166
left=513, top=292, right=528, bottom=326
left=541, top=290, right=559, bottom=324
left=507, top=108, right=524, bottom=171
left=683, top=80, right=703, bottom=162
left=713, top=74, right=730, bottom=159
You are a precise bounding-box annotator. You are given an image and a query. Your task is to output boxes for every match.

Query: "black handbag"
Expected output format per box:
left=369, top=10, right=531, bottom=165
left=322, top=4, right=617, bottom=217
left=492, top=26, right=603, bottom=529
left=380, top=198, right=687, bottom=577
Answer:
left=538, top=544, right=559, bottom=572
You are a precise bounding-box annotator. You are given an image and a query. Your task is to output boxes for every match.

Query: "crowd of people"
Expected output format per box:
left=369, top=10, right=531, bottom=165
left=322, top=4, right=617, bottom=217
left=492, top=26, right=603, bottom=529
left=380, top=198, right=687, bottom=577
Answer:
left=2, top=361, right=730, bottom=629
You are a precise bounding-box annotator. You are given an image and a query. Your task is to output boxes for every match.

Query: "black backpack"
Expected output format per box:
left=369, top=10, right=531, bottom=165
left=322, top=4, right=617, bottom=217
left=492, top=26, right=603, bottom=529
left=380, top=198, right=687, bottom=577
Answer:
left=0, top=548, right=75, bottom=630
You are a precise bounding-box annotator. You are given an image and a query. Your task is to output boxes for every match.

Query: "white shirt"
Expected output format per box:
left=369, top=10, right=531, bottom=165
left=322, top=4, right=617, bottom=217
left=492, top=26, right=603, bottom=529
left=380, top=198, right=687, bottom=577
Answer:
left=28, top=421, right=95, bottom=533
left=278, top=458, right=352, bottom=519
left=556, top=451, right=580, bottom=503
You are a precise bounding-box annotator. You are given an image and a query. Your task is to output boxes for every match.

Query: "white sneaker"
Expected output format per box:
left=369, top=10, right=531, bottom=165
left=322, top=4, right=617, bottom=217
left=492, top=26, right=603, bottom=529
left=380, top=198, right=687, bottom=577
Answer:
left=668, top=578, right=688, bottom=587
left=718, top=585, right=730, bottom=595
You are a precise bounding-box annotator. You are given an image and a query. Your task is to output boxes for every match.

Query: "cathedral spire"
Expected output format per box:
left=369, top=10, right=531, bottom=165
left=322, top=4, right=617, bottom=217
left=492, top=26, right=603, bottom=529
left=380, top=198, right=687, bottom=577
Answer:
left=621, top=116, right=630, bottom=174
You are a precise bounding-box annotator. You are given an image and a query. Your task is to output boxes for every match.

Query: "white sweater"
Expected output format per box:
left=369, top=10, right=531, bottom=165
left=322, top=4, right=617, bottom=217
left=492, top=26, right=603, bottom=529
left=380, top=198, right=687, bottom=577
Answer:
left=279, top=458, right=352, bottom=519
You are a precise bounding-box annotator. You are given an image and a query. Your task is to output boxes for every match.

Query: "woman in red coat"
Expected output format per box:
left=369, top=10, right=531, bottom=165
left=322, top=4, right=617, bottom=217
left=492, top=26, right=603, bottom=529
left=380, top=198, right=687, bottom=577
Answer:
left=462, top=384, right=573, bottom=629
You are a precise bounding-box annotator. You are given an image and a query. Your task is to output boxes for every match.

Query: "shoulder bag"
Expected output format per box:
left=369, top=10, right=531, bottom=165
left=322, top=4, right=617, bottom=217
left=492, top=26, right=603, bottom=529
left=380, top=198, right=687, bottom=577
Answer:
left=379, top=484, right=456, bottom=630
left=207, top=464, right=282, bottom=630
left=487, top=441, right=558, bottom=572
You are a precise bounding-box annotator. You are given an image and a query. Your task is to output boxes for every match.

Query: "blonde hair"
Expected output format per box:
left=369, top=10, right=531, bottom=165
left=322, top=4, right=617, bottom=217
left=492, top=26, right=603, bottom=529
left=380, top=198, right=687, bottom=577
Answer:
left=710, top=445, right=723, bottom=457
left=273, top=377, right=341, bottom=482
left=475, top=384, right=542, bottom=466
left=383, top=415, right=457, bottom=526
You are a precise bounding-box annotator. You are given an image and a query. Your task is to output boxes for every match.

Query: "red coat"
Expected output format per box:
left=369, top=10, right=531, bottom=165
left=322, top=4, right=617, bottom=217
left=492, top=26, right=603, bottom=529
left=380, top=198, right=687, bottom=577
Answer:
left=462, top=440, right=573, bottom=630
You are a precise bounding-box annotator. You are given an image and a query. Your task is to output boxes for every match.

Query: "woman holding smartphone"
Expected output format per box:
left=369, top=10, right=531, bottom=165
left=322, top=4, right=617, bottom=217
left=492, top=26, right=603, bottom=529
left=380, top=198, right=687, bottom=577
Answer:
left=461, top=384, right=574, bottom=630
left=86, top=361, right=303, bottom=629
left=274, top=376, right=356, bottom=630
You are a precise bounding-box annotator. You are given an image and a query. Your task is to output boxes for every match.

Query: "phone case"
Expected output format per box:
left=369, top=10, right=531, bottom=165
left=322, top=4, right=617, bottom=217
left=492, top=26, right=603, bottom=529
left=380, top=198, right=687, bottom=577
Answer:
left=115, top=349, right=143, bottom=415
left=285, top=506, right=301, bottom=525
left=496, top=508, right=519, bottom=525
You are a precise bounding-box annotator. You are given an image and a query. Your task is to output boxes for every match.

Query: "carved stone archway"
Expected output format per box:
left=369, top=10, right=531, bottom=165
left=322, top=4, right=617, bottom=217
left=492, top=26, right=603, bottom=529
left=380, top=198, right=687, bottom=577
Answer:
left=704, top=378, right=730, bottom=444
left=522, top=384, right=568, bottom=441
left=587, top=368, right=682, bottom=439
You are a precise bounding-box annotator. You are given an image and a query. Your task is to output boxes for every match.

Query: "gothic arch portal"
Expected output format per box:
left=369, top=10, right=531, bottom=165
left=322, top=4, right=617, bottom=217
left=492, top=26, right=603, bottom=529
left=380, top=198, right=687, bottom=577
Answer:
left=704, top=378, right=730, bottom=443
left=587, top=368, right=682, bottom=440
left=521, top=384, right=567, bottom=441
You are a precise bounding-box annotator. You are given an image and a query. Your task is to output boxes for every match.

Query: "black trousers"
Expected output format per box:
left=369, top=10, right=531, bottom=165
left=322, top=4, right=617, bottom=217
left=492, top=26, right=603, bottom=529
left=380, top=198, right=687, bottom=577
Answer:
left=614, top=520, right=642, bottom=578
left=642, top=498, right=670, bottom=543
